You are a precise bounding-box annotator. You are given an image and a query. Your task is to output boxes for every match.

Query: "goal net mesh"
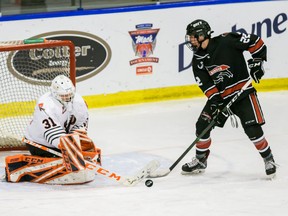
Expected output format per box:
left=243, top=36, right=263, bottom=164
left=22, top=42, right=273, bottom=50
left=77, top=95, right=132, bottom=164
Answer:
left=0, top=39, right=75, bottom=151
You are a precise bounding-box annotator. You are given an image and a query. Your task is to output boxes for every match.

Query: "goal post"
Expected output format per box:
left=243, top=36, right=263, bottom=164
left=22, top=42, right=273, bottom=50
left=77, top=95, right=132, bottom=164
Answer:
left=0, top=39, right=76, bottom=151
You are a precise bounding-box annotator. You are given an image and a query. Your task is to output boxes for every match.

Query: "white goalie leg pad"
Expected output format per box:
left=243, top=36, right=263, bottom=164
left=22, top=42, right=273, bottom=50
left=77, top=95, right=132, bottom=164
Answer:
left=6, top=135, right=96, bottom=185
left=5, top=153, right=95, bottom=185
left=5, top=155, right=64, bottom=183
left=45, top=168, right=95, bottom=185
left=40, top=133, right=96, bottom=185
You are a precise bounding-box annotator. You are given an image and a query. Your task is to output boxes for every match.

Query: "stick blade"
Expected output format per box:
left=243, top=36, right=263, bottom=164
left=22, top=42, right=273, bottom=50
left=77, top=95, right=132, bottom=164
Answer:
left=123, top=160, right=160, bottom=186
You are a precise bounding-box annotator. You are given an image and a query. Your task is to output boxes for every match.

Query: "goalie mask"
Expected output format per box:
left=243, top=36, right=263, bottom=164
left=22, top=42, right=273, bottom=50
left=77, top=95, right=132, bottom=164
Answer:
left=185, top=19, right=214, bottom=52
left=51, top=75, right=75, bottom=106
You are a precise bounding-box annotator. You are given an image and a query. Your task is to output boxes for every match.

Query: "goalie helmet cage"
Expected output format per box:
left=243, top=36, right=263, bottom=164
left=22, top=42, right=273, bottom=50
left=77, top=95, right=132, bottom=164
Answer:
left=0, top=39, right=76, bottom=151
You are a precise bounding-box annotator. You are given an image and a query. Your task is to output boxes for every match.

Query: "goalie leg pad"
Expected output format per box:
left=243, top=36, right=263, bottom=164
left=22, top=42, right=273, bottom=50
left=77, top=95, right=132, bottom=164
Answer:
left=45, top=168, right=95, bottom=185
left=5, top=154, right=63, bottom=183
left=5, top=134, right=97, bottom=184
left=50, top=135, right=96, bottom=184
left=59, top=134, right=86, bottom=172
left=5, top=154, right=95, bottom=184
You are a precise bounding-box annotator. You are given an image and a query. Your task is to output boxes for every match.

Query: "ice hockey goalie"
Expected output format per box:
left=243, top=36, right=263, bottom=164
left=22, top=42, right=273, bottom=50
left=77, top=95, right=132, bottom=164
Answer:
left=4, top=75, right=102, bottom=185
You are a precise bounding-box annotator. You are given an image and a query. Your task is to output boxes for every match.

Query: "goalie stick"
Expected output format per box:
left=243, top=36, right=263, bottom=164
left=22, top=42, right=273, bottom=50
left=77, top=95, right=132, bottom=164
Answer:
left=23, top=138, right=160, bottom=186
left=149, top=79, right=253, bottom=178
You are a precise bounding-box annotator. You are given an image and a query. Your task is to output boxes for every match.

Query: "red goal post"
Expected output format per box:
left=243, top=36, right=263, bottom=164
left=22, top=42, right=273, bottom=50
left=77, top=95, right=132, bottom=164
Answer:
left=0, top=39, right=76, bottom=151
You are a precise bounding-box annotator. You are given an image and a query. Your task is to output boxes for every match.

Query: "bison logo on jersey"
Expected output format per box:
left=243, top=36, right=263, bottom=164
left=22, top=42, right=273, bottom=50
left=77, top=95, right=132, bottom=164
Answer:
left=207, top=64, right=233, bottom=84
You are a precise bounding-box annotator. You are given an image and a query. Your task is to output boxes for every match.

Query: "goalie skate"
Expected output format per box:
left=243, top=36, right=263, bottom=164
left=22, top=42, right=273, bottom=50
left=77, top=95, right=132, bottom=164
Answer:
left=123, top=160, right=160, bottom=186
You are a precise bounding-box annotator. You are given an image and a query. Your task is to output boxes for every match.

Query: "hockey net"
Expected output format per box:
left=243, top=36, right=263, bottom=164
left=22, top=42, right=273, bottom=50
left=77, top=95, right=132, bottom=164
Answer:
left=0, top=39, right=76, bottom=151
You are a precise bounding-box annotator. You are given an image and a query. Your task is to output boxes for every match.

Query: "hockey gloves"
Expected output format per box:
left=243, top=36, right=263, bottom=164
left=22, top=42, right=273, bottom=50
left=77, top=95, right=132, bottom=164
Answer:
left=210, top=101, right=228, bottom=127
left=248, top=58, right=265, bottom=83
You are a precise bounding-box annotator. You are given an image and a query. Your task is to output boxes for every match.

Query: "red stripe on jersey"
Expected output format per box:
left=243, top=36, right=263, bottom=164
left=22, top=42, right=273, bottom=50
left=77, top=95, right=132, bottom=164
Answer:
left=248, top=39, right=264, bottom=54
left=196, top=138, right=211, bottom=150
left=249, top=93, right=265, bottom=124
left=254, top=137, right=268, bottom=151
left=205, top=86, right=219, bottom=99
left=221, top=81, right=251, bottom=98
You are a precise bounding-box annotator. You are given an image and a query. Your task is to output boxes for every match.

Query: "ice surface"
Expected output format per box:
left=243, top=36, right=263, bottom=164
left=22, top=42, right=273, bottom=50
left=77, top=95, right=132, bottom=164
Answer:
left=1, top=91, right=288, bottom=216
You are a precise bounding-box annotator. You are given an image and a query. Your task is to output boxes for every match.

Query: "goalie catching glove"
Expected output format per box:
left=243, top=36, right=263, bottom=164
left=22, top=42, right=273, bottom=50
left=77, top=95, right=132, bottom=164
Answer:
left=247, top=58, right=265, bottom=83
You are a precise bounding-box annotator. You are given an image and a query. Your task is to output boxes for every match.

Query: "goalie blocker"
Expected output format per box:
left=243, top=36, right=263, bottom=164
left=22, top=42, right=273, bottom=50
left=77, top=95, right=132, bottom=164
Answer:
left=5, top=133, right=102, bottom=184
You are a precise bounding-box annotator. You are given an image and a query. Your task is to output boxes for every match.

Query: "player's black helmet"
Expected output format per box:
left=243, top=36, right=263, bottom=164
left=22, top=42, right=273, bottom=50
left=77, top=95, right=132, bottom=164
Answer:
left=186, top=19, right=213, bottom=39
left=185, top=19, right=214, bottom=51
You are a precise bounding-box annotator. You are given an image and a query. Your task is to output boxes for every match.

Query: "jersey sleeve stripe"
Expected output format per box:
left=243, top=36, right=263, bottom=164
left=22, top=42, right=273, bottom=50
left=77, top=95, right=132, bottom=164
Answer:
left=46, top=132, right=64, bottom=144
left=50, top=135, right=63, bottom=145
left=44, top=126, right=66, bottom=144
left=204, top=86, right=219, bottom=99
left=248, top=38, right=264, bottom=55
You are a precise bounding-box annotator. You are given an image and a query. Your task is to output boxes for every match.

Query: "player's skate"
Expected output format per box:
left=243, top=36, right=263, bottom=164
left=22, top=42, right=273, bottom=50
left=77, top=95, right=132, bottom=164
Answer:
left=181, top=150, right=209, bottom=175
left=264, top=155, right=277, bottom=179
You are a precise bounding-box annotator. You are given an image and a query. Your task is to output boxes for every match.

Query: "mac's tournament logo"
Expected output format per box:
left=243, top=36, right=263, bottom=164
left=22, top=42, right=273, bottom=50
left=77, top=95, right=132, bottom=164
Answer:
left=129, top=23, right=160, bottom=75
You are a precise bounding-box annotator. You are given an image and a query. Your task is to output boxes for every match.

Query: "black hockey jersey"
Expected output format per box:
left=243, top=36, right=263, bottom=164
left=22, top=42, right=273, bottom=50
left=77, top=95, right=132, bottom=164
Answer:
left=192, top=32, right=267, bottom=103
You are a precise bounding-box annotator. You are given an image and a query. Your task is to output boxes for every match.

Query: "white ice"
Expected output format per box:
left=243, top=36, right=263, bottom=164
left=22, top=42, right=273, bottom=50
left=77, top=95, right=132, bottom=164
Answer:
left=1, top=91, right=288, bottom=216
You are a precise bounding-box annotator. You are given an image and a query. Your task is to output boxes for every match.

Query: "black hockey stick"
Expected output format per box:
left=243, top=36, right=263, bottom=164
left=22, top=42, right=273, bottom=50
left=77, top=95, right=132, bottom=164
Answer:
left=149, top=78, right=252, bottom=178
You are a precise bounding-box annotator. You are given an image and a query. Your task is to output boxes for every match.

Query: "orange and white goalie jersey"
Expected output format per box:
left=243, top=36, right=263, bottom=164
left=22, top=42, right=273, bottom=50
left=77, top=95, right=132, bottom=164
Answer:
left=24, top=91, right=89, bottom=149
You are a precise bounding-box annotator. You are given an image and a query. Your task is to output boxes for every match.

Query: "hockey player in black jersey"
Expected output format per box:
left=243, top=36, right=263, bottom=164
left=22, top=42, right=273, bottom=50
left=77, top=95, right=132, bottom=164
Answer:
left=181, top=19, right=277, bottom=177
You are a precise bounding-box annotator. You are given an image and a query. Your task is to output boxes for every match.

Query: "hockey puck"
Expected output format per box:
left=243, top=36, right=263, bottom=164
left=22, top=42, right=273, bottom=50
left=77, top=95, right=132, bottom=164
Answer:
left=145, top=179, right=153, bottom=187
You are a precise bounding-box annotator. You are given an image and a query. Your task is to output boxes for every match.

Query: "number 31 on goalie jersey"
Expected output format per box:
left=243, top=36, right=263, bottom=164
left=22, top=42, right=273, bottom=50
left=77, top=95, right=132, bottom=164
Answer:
left=42, top=117, right=57, bottom=129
